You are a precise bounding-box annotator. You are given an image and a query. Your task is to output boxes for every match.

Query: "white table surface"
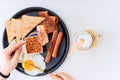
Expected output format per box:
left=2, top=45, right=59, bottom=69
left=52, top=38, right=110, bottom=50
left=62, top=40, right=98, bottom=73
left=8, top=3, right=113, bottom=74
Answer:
left=0, top=0, right=120, bottom=80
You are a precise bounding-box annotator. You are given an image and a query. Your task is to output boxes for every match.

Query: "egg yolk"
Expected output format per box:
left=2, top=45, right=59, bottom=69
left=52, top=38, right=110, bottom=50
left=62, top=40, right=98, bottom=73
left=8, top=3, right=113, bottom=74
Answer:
left=23, top=60, right=35, bottom=71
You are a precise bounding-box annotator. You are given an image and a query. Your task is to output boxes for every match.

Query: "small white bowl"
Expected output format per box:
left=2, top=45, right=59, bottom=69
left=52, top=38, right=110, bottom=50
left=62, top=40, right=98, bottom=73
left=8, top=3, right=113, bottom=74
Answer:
left=74, top=31, right=93, bottom=50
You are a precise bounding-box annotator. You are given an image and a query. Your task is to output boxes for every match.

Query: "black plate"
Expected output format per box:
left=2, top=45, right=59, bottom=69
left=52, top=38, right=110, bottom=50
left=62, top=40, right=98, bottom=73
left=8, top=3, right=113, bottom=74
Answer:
left=2, top=7, right=69, bottom=76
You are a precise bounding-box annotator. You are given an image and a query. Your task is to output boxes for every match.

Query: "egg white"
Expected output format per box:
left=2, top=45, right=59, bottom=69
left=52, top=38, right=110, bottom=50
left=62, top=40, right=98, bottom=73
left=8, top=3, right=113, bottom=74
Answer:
left=19, top=44, right=27, bottom=63
left=22, top=54, right=46, bottom=76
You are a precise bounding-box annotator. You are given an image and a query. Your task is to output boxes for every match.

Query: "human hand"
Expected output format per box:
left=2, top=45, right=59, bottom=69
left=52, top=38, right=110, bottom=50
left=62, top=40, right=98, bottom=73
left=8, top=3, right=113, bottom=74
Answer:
left=0, top=41, right=25, bottom=75
left=49, top=72, right=73, bottom=80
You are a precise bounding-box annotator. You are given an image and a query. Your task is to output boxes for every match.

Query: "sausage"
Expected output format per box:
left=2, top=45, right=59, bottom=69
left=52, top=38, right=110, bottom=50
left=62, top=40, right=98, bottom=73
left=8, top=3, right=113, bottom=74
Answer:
left=52, top=32, right=63, bottom=57
left=45, top=30, right=58, bottom=63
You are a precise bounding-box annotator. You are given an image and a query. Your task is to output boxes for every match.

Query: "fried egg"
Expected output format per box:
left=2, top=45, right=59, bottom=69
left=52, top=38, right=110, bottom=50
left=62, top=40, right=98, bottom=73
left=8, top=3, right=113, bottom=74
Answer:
left=22, top=54, right=46, bottom=76
left=19, top=44, right=27, bottom=63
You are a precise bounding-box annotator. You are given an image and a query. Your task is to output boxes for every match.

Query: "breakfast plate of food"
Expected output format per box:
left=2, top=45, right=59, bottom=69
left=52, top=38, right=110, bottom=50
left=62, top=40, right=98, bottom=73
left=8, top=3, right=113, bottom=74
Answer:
left=2, top=7, right=69, bottom=76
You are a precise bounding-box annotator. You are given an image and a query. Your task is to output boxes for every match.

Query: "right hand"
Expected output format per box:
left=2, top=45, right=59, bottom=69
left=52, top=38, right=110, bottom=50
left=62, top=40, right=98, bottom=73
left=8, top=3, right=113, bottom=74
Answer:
left=49, top=72, right=73, bottom=80
left=0, top=41, right=25, bottom=75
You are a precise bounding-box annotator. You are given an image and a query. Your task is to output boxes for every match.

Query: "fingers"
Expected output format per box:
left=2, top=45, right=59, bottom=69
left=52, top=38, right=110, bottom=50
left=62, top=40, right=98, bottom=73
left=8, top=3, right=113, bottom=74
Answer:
left=11, top=47, right=22, bottom=62
left=6, top=41, right=25, bottom=55
left=56, top=72, right=73, bottom=80
left=49, top=73, right=62, bottom=80
left=49, top=72, right=72, bottom=80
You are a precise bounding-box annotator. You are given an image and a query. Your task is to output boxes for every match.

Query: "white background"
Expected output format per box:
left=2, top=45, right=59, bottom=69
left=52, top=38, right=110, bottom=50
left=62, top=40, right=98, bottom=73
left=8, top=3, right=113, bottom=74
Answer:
left=0, top=0, right=120, bottom=80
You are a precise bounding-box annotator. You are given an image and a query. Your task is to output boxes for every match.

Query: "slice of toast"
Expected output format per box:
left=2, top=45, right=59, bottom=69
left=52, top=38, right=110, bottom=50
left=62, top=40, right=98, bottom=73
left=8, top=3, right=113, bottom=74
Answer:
left=22, top=15, right=45, bottom=38
left=5, top=20, right=16, bottom=43
left=11, top=19, right=23, bottom=43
